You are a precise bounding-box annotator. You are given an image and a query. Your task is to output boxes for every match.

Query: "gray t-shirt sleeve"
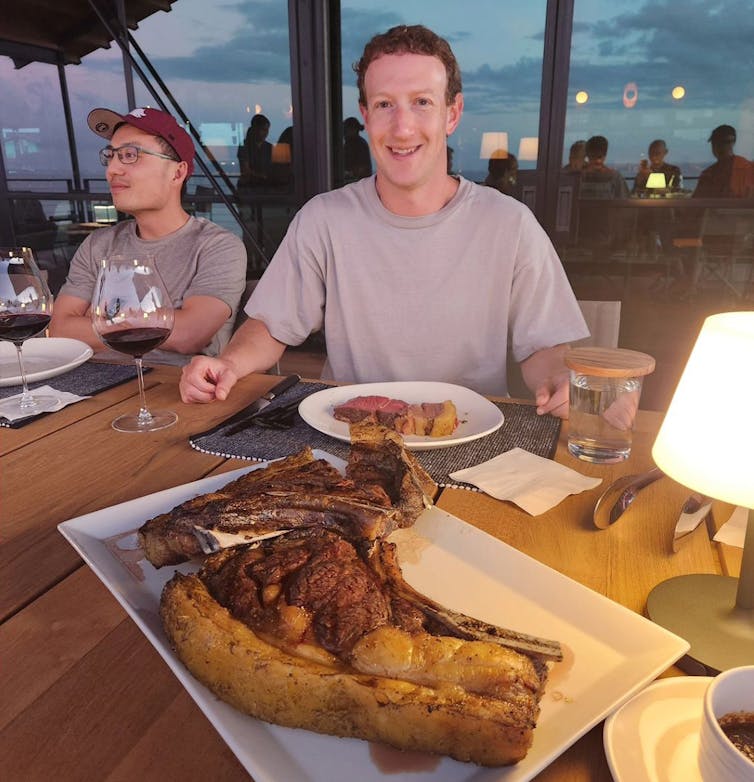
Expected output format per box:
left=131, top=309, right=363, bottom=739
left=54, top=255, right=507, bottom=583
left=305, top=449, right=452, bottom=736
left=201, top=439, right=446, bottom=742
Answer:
left=182, top=226, right=247, bottom=315
left=245, top=207, right=326, bottom=345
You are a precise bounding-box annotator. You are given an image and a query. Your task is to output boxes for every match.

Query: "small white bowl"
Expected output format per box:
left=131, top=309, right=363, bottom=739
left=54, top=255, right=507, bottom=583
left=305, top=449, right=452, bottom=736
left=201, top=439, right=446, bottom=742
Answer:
left=698, top=665, right=754, bottom=781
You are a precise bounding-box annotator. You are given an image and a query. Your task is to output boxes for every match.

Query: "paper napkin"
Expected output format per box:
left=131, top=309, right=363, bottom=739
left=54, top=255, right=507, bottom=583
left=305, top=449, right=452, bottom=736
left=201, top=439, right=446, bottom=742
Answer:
left=0, top=385, right=90, bottom=423
left=713, top=506, right=750, bottom=549
left=449, top=447, right=602, bottom=515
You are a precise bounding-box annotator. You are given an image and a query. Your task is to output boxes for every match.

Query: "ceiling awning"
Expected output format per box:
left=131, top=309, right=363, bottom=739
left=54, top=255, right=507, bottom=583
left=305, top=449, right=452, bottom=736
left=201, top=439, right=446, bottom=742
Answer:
left=0, top=0, right=177, bottom=68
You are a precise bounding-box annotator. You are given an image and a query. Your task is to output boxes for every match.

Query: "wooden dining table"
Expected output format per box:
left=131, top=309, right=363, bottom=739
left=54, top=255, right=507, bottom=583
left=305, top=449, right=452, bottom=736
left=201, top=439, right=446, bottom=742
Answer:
left=0, top=365, right=742, bottom=781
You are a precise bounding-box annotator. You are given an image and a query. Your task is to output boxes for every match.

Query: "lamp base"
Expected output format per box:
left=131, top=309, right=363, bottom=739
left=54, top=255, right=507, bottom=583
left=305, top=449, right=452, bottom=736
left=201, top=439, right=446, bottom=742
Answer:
left=647, top=574, right=754, bottom=675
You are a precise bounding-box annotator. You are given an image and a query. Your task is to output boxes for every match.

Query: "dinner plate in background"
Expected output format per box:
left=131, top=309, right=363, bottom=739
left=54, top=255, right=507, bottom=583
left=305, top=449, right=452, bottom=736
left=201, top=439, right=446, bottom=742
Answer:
left=604, top=676, right=712, bottom=782
left=0, top=337, right=93, bottom=387
left=297, top=381, right=504, bottom=451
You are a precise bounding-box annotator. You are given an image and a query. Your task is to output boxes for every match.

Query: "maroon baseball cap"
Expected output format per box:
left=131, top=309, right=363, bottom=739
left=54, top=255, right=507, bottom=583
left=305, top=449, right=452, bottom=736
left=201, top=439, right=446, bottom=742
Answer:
left=88, top=107, right=195, bottom=176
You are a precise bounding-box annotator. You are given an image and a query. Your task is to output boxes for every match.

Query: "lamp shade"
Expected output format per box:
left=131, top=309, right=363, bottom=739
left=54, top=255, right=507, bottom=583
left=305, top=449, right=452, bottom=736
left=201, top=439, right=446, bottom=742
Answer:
left=646, top=172, right=667, bottom=189
left=480, top=132, right=509, bottom=159
left=518, top=136, right=538, bottom=161
left=652, top=311, right=754, bottom=508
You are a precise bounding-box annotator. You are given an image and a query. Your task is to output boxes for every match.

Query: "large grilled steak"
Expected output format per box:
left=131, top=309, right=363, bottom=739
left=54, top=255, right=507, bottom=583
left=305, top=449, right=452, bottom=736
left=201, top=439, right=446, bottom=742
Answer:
left=152, top=420, right=562, bottom=766
left=161, top=526, right=561, bottom=765
left=139, top=422, right=436, bottom=567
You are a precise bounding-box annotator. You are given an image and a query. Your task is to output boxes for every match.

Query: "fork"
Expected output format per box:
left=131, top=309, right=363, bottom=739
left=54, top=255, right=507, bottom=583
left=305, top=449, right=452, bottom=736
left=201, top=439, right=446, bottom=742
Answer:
left=248, top=399, right=301, bottom=430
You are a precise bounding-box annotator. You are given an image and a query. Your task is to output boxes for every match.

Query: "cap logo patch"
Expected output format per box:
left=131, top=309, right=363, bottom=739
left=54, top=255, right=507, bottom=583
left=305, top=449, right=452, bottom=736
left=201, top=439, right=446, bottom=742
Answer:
left=128, top=108, right=148, bottom=118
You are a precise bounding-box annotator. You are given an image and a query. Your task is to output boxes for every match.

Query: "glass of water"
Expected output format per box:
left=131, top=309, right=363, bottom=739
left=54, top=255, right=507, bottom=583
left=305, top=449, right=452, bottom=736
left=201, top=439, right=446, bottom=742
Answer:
left=565, top=347, right=655, bottom=463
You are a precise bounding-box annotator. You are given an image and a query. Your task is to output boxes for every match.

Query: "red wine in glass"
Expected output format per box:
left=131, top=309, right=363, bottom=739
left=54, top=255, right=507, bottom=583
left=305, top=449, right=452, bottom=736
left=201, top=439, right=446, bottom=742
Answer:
left=100, top=327, right=172, bottom=357
left=0, top=247, right=59, bottom=419
left=91, top=257, right=177, bottom=432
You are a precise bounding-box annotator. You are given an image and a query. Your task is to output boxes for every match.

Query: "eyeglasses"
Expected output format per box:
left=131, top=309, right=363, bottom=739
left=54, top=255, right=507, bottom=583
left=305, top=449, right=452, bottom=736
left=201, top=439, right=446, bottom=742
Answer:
left=99, top=144, right=179, bottom=167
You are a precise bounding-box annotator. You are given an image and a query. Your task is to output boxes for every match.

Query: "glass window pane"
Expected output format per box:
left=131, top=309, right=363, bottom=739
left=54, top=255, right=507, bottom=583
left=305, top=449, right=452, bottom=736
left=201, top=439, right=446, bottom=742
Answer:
left=561, top=1, right=754, bottom=411
left=0, top=1, right=296, bottom=279
left=132, top=0, right=294, bottom=276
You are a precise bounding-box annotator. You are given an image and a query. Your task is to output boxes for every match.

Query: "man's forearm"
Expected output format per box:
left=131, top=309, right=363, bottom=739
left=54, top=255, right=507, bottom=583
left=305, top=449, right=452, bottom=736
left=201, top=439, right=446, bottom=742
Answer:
left=49, top=314, right=103, bottom=351
left=220, top=318, right=287, bottom=377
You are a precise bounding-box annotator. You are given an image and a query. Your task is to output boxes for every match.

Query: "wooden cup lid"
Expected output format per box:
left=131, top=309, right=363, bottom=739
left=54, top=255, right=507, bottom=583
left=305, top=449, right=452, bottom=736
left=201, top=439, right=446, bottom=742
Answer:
left=565, top=347, right=656, bottom=377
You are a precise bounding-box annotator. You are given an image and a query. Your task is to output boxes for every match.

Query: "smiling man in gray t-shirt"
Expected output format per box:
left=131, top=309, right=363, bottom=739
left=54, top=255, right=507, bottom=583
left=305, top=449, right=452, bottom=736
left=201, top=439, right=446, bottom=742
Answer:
left=50, top=107, right=246, bottom=365
left=179, top=25, right=587, bottom=417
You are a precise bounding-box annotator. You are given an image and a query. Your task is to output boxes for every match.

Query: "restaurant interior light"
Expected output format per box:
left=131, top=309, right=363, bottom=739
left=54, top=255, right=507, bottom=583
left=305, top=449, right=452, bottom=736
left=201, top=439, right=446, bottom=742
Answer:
left=517, top=137, right=538, bottom=161
left=649, top=311, right=754, bottom=673
left=271, top=143, right=291, bottom=164
left=645, top=172, right=667, bottom=189
left=575, top=90, right=589, bottom=105
left=479, top=132, right=509, bottom=160
left=672, top=85, right=686, bottom=100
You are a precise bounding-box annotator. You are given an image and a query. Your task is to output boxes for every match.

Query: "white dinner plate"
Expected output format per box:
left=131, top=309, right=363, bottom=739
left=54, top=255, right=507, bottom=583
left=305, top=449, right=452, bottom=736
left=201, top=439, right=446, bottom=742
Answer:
left=298, top=381, right=504, bottom=450
left=604, top=677, right=711, bottom=782
left=0, top=337, right=93, bottom=387
left=58, top=452, right=689, bottom=782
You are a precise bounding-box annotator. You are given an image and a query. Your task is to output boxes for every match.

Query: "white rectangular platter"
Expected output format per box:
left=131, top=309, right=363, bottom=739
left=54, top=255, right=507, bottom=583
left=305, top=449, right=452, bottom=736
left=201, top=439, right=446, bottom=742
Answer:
left=58, top=451, right=689, bottom=782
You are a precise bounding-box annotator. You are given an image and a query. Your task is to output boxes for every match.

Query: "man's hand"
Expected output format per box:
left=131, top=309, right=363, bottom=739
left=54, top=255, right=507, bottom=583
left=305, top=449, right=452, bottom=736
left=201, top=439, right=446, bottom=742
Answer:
left=534, top=372, right=570, bottom=419
left=602, top=389, right=640, bottom=430
left=179, top=318, right=287, bottom=404
left=520, top=343, right=571, bottom=419
left=180, top=356, right=239, bottom=403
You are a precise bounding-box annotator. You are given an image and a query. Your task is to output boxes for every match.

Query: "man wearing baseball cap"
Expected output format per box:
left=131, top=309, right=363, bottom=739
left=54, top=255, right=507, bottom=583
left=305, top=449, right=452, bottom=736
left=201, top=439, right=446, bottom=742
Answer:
left=693, top=124, right=754, bottom=198
left=50, top=107, right=246, bottom=365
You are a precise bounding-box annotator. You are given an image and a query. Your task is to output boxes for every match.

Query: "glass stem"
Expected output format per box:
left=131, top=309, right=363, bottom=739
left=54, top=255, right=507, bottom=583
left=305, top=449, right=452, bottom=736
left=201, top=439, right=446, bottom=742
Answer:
left=134, top=357, right=154, bottom=425
left=16, top=342, right=35, bottom=410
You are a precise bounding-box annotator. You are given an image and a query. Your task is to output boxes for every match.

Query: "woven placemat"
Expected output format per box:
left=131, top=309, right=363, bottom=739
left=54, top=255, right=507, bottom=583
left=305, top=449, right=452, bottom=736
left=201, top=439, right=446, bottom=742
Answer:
left=0, top=362, right=147, bottom=428
left=189, top=381, right=562, bottom=488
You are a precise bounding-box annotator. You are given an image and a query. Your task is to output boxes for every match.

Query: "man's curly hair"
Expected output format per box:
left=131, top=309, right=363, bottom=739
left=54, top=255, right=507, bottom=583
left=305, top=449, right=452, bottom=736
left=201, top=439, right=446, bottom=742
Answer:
left=353, top=25, right=462, bottom=107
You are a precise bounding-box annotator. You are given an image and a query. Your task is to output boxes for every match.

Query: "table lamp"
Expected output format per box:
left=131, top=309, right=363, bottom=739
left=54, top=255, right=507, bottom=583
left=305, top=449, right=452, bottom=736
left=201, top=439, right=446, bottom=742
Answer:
left=649, top=311, right=754, bottom=674
left=480, top=132, right=509, bottom=160
left=271, top=142, right=291, bottom=164
left=518, top=136, right=539, bottom=162
left=645, top=172, right=667, bottom=190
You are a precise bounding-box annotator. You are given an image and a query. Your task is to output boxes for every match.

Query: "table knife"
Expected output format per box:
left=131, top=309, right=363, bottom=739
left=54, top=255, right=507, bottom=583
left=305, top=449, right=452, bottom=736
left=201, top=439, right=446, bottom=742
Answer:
left=190, top=374, right=300, bottom=440
left=672, top=493, right=714, bottom=552
left=593, top=466, right=664, bottom=529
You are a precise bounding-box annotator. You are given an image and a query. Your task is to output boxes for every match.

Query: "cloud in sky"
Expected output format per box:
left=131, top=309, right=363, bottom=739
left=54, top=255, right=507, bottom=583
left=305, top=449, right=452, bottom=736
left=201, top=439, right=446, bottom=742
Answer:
left=75, top=0, right=754, bottom=124
left=575, top=0, right=754, bottom=109
left=68, top=0, right=747, bottom=113
left=150, top=1, right=291, bottom=84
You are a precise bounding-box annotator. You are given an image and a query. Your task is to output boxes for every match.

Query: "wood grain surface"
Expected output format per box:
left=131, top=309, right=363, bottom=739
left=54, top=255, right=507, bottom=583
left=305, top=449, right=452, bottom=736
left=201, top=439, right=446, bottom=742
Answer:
left=0, top=364, right=739, bottom=781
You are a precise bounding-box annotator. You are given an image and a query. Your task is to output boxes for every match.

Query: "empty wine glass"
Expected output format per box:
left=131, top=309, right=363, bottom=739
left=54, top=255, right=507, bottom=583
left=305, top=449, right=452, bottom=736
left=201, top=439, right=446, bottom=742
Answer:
left=91, top=256, right=177, bottom=432
left=0, top=246, right=59, bottom=419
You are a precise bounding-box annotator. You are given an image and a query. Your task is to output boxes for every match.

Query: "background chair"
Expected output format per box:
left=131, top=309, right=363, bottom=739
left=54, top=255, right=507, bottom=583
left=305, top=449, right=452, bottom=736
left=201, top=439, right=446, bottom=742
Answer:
left=572, top=299, right=621, bottom=347
left=692, top=208, right=754, bottom=299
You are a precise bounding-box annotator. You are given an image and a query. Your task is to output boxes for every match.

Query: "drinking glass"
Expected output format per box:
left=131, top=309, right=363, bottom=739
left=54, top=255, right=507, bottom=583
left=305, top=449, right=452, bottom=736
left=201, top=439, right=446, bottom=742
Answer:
left=91, top=256, right=177, bottom=432
left=0, top=246, right=59, bottom=418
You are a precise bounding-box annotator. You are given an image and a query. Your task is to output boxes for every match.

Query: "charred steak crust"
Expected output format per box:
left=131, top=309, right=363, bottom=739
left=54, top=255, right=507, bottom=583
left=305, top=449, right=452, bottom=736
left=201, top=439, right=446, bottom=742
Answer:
left=201, top=529, right=392, bottom=657
left=139, top=427, right=437, bottom=568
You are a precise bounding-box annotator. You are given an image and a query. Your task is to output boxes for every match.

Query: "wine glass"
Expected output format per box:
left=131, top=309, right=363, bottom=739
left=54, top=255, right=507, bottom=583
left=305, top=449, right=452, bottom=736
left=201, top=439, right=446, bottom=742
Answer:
left=0, top=247, right=59, bottom=418
left=91, top=256, right=177, bottom=432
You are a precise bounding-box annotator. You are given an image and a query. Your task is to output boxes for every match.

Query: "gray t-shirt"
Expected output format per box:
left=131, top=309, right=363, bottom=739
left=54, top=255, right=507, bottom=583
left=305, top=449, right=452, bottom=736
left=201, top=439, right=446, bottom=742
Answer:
left=60, top=216, right=246, bottom=363
left=247, top=176, right=588, bottom=396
